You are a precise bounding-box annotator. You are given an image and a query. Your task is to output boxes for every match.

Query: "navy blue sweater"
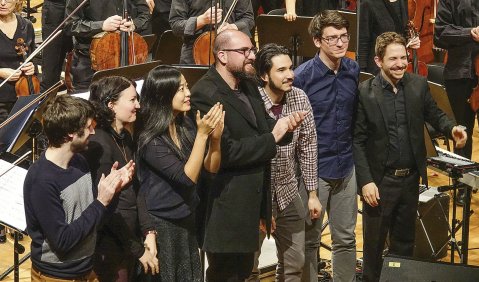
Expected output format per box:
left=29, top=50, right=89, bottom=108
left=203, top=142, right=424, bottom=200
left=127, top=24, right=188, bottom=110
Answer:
left=24, top=153, right=106, bottom=278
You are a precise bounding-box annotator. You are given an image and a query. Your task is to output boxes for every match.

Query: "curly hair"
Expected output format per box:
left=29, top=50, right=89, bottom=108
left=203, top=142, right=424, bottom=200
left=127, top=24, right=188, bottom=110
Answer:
left=88, top=76, right=136, bottom=129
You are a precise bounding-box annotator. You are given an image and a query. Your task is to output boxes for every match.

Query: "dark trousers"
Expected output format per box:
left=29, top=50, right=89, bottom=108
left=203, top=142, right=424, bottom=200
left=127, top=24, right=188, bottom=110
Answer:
left=445, top=78, right=476, bottom=159
left=362, top=171, right=420, bottom=282
left=205, top=252, right=254, bottom=282
left=40, top=1, right=73, bottom=92
left=71, top=50, right=94, bottom=92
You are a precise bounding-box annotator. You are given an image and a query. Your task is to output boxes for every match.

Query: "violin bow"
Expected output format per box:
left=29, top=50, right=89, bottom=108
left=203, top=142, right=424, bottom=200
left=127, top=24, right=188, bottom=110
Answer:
left=0, top=0, right=89, bottom=90
left=218, top=0, right=240, bottom=31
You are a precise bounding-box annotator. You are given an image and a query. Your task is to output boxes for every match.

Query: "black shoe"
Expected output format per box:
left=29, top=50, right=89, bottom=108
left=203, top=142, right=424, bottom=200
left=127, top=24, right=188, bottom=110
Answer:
left=456, top=189, right=465, bottom=206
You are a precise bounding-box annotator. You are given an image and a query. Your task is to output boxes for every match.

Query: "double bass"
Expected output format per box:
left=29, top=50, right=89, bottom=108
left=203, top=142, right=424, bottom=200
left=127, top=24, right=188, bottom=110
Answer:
left=406, top=21, right=428, bottom=77
left=89, top=0, right=148, bottom=70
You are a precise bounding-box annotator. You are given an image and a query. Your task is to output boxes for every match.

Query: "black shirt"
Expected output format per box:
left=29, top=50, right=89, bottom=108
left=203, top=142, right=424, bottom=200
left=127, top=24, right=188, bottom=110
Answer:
left=65, top=0, right=150, bottom=52
left=0, top=15, right=35, bottom=103
left=379, top=74, right=416, bottom=168
left=82, top=127, right=154, bottom=258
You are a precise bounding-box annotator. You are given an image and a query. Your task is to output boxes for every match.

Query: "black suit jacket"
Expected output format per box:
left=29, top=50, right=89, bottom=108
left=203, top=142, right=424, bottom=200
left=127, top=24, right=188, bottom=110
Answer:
left=191, top=67, right=277, bottom=253
left=353, top=73, right=455, bottom=189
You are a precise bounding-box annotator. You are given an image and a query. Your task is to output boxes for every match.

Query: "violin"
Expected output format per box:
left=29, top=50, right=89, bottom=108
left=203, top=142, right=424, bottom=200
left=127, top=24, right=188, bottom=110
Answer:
left=14, top=38, right=40, bottom=96
left=406, top=21, right=428, bottom=77
left=89, top=0, right=148, bottom=71
left=193, top=0, right=239, bottom=65
left=468, top=55, right=479, bottom=112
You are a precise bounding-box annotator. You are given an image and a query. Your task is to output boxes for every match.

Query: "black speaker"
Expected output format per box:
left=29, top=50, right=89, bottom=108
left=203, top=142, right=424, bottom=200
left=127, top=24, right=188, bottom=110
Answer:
left=414, top=192, right=450, bottom=260
left=380, top=255, right=479, bottom=281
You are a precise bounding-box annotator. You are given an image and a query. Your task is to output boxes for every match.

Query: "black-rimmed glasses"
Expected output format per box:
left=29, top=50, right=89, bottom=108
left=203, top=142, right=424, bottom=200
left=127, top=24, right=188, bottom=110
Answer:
left=221, top=47, right=258, bottom=57
left=321, top=34, right=350, bottom=45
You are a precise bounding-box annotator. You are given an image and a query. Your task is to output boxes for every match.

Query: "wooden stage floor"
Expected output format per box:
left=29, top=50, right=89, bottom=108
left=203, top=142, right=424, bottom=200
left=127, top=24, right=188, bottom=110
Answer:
left=1, top=2, right=479, bottom=280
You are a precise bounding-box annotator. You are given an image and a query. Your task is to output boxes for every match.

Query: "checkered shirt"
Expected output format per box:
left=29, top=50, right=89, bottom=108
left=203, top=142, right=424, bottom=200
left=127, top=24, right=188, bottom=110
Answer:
left=259, top=86, right=318, bottom=211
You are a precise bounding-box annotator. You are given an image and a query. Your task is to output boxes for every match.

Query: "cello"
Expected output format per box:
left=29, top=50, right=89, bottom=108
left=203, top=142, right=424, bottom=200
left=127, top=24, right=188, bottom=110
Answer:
left=468, top=55, right=479, bottom=112
left=14, top=38, right=40, bottom=96
left=406, top=21, right=428, bottom=77
left=89, top=0, right=148, bottom=70
left=193, top=0, right=240, bottom=65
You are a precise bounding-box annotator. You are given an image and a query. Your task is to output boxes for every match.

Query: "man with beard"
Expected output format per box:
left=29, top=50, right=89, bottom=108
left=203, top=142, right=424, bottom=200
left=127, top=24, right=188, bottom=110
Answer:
left=293, top=10, right=359, bottom=282
left=254, top=43, right=322, bottom=281
left=23, top=95, right=135, bottom=280
left=354, top=32, right=467, bottom=282
left=191, top=29, right=306, bottom=281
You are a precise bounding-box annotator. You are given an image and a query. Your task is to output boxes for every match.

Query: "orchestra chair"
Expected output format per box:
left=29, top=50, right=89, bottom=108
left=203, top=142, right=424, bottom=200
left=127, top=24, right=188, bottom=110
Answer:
left=427, top=63, right=445, bottom=86
left=154, top=30, right=183, bottom=65
left=267, top=8, right=286, bottom=15
left=173, top=65, right=209, bottom=87
left=143, top=34, right=158, bottom=59
left=359, top=71, right=374, bottom=83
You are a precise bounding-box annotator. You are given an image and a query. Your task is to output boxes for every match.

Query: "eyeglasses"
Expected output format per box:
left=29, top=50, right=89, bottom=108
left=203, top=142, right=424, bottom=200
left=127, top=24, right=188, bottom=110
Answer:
left=321, top=34, right=350, bottom=45
left=222, top=47, right=258, bottom=57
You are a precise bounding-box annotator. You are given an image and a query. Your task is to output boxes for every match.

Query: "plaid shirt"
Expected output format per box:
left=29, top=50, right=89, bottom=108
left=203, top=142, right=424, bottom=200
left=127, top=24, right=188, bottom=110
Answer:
left=259, top=86, right=318, bottom=211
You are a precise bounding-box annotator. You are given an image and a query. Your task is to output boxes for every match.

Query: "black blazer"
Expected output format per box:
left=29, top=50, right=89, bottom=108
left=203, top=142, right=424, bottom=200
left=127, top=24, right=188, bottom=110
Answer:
left=191, top=67, right=277, bottom=253
left=358, top=0, right=408, bottom=74
left=353, top=73, right=455, bottom=189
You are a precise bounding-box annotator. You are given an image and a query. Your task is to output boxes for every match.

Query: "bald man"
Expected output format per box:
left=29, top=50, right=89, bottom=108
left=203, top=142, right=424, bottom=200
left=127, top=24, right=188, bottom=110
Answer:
left=191, top=30, right=306, bottom=281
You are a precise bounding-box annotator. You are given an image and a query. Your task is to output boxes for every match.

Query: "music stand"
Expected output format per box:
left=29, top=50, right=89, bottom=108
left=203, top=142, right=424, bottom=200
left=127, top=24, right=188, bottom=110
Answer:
left=257, top=15, right=316, bottom=67
left=0, top=81, right=63, bottom=157
left=257, top=11, right=357, bottom=67
left=0, top=150, right=32, bottom=282
left=91, top=60, right=162, bottom=83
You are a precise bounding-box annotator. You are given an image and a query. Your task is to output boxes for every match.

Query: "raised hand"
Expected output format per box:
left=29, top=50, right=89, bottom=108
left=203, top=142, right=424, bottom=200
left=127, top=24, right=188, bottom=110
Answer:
left=196, top=103, right=223, bottom=136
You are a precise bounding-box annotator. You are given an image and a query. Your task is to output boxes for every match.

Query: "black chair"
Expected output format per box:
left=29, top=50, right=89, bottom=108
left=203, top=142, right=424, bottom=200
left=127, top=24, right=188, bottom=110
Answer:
left=154, top=30, right=183, bottom=65
left=142, top=34, right=158, bottom=55
left=267, top=8, right=286, bottom=15
left=427, top=63, right=445, bottom=86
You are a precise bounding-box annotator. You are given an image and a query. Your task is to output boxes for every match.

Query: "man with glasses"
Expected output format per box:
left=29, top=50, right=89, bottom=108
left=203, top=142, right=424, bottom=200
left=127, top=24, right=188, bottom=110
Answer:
left=191, top=29, right=306, bottom=281
left=293, top=10, right=359, bottom=282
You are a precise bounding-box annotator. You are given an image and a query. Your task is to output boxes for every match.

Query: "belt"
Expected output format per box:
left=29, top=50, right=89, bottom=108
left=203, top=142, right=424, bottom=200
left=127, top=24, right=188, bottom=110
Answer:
left=385, top=167, right=415, bottom=177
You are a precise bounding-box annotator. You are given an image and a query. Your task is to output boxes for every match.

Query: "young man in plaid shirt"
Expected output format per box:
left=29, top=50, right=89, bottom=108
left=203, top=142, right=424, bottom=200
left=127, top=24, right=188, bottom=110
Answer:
left=255, top=43, right=322, bottom=281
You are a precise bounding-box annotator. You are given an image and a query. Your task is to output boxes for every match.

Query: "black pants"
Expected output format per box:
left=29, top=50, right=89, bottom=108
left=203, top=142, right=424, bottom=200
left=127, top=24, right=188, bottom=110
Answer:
left=40, top=1, right=73, bottom=92
left=362, top=171, right=420, bottom=282
left=445, top=78, right=476, bottom=159
left=71, top=50, right=94, bottom=92
left=205, top=252, right=254, bottom=282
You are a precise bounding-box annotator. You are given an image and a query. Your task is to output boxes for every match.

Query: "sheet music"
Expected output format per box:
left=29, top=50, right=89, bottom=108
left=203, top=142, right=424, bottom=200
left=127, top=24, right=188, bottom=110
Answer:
left=0, top=159, right=28, bottom=231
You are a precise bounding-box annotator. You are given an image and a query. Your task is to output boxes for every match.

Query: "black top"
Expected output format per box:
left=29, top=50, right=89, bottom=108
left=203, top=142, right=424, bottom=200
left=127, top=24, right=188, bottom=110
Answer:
left=138, top=116, right=200, bottom=219
left=379, top=75, right=415, bottom=168
left=0, top=15, right=35, bottom=103
left=82, top=127, right=154, bottom=258
left=434, top=0, right=479, bottom=80
left=358, top=0, right=408, bottom=74
left=65, top=0, right=150, bottom=51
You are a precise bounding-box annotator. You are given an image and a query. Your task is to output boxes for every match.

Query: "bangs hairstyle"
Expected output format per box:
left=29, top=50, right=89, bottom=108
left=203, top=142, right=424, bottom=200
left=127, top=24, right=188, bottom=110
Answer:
left=255, top=43, right=292, bottom=87
left=375, top=32, right=407, bottom=60
left=136, top=65, right=194, bottom=160
left=89, top=76, right=136, bottom=129
left=308, top=10, right=349, bottom=39
left=43, top=95, right=95, bottom=148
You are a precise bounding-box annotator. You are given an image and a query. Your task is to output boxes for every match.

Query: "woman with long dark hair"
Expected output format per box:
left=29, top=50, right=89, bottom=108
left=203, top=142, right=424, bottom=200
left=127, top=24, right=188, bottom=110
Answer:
left=83, top=76, right=159, bottom=281
left=136, top=65, right=224, bottom=281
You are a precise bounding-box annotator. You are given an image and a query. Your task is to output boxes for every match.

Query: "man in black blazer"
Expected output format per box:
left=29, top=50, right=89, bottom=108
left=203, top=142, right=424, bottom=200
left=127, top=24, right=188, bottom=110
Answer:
left=191, top=29, right=305, bottom=281
left=353, top=32, right=467, bottom=282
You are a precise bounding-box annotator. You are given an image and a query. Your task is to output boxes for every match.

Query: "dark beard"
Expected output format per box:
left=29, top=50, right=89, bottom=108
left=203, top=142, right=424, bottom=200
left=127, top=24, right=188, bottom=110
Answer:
left=231, top=61, right=256, bottom=81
